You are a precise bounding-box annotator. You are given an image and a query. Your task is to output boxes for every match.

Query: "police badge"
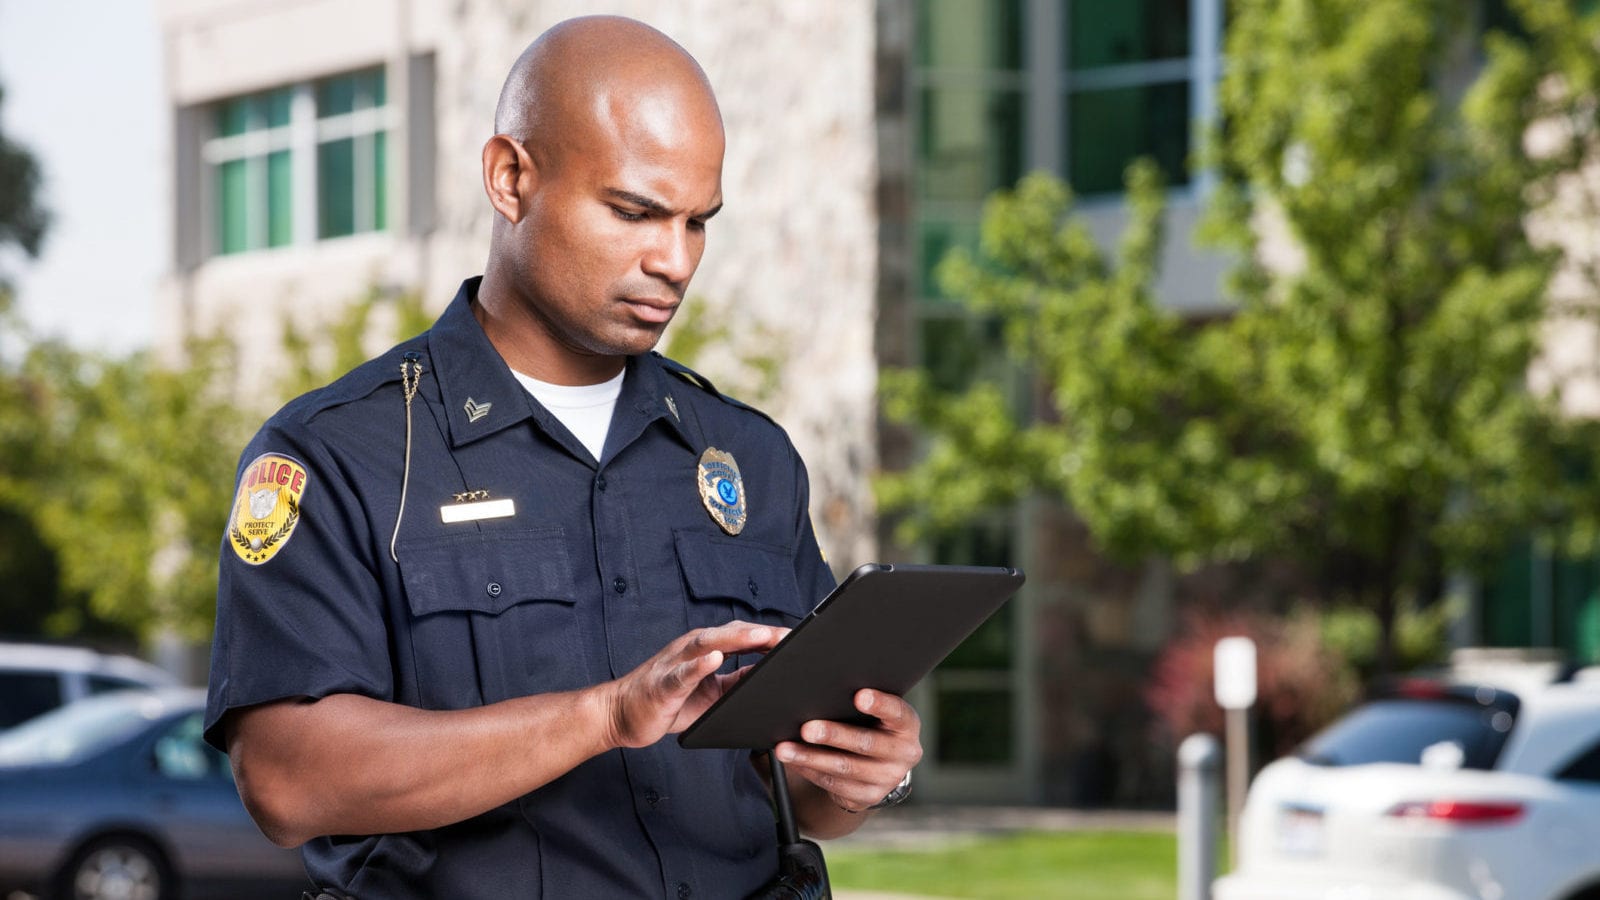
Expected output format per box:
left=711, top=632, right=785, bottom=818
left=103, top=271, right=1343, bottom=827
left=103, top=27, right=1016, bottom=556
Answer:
left=228, top=452, right=309, bottom=565
left=697, top=447, right=747, bottom=535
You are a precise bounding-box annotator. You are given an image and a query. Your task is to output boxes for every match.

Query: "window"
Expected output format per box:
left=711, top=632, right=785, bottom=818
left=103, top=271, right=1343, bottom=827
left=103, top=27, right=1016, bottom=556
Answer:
left=204, top=67, right=389, bottom=255
left=929, top=520, right=1019, bottom=766
left=1064, top=0, right=1195, bottom=194
left=1555, top=738, right=1600, bottom=784
left=86, top=674, right=150, bottom=695
left=0, top=671, right=63, bottom=729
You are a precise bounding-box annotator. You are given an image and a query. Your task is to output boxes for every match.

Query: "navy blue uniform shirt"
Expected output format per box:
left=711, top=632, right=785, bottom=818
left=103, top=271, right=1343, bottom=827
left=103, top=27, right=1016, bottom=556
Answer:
left=205, top=277, right=837, bottom=899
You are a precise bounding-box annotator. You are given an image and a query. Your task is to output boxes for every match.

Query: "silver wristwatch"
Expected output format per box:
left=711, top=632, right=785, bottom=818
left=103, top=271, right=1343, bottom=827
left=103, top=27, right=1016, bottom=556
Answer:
left=867, top=770, right=913, bottom=810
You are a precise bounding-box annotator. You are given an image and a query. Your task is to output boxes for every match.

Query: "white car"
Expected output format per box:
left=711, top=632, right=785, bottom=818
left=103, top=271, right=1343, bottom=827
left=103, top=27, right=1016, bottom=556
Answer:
left=1215, top=675, right=1600, bottom=900
left=0, top=641, right=180, bottom=730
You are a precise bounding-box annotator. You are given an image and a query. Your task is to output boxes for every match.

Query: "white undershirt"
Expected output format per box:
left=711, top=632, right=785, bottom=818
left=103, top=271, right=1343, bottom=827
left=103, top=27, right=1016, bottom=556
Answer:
left=511, top=368, right=626, bottom=462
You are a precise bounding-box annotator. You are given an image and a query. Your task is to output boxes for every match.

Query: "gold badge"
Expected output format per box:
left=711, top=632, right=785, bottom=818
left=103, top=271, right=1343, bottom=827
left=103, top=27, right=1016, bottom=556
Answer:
left=698, top=447, right=747, bottom=535
left=228, top=453, right=309, bottom=565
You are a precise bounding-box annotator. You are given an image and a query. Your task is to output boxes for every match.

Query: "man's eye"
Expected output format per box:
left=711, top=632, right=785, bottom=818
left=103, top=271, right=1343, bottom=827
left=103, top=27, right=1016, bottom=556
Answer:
left=611, top=207, right=646, bottom=222
left=688, top=218, right=708, bottom=232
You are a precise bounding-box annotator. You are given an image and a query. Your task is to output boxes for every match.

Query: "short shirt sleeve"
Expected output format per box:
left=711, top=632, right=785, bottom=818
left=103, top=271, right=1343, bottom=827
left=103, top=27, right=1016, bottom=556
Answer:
left=204, top=417, right=394, bottom=752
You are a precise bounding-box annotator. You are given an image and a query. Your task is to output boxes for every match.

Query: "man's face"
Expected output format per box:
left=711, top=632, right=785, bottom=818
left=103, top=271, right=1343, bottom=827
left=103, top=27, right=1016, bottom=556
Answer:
left=513, top=89, right=724, bottom=362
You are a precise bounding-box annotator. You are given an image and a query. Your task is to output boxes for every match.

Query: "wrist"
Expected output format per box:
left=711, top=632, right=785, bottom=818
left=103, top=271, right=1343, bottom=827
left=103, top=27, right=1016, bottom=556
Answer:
left=842, top=769, right=913, bottom=814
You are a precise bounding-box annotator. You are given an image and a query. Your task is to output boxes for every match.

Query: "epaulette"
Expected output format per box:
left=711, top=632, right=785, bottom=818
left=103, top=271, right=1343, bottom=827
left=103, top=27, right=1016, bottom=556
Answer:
left=652, top=352, right=780, bottom=427
left=286, top=337, right=425, bottom=421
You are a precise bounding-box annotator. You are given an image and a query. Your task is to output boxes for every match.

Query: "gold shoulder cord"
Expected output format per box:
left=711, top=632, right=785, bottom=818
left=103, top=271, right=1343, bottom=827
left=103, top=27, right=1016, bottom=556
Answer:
left=390, top=351, right=424, bottom=563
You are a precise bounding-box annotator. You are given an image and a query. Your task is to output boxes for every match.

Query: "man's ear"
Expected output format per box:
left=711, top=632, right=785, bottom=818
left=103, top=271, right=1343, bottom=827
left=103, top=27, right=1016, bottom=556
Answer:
left=482, top=134, right=535, bottom=224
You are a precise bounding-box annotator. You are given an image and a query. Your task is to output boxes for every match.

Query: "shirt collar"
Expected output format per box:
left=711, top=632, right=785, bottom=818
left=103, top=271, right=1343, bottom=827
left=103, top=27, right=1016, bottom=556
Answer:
left=426, top=277, right=698, bottom=454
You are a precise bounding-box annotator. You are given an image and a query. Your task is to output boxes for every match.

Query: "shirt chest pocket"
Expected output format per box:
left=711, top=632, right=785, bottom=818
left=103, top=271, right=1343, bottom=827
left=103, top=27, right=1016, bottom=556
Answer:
left=398, top=528, right=584, bottom=707
left=673, top=530, right=814, bottom=633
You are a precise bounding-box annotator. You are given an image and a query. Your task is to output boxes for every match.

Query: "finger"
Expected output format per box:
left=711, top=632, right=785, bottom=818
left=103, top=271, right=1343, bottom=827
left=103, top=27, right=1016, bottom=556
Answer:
left=855, top=689, right=919, bottom=735
left=683, top=622, right=784, bottom=656
left=773, top=746, right=888, bottom=810
left=799, top=718, right=883, bottom=759
left=662, top=649, right=722, bottom=695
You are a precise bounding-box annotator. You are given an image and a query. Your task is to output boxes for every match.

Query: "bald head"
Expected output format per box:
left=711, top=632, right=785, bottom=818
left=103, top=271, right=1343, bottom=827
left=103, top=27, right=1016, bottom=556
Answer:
left=475, top=16, right=726, bottom=384
left=494, top=16, right=722, bottom=154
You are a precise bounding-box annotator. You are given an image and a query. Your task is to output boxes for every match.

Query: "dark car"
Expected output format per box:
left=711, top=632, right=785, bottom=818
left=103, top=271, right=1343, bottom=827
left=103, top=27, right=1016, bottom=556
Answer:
left=0, top=687, right=309, bottom=900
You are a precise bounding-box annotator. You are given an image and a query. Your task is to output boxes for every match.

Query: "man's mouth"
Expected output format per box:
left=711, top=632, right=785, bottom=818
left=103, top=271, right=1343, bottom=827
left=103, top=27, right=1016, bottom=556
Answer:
left=620, top=297, right=679, bottom=325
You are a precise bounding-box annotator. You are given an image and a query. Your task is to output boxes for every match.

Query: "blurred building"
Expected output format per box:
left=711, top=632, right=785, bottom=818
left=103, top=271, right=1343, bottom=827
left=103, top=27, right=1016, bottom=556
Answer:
left=155, top=0, right=1597, bottom=807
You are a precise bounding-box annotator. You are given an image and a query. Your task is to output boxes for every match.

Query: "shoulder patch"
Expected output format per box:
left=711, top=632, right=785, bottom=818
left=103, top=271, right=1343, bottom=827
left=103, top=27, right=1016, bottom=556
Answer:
left=228, top=453, right=309, bottom=565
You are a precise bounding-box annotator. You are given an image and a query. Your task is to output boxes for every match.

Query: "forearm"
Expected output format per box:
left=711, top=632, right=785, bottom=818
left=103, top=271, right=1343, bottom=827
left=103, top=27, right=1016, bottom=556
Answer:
left=227, top=689, right=615, bottom=847
left=789, top=772, right=874, bottom=840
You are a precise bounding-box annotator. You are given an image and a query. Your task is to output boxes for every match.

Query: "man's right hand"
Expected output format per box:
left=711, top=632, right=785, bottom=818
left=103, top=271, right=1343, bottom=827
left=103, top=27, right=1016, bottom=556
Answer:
left=600, top=620, right=786, bottom=749
left=226, top=619, right=785, bottom=847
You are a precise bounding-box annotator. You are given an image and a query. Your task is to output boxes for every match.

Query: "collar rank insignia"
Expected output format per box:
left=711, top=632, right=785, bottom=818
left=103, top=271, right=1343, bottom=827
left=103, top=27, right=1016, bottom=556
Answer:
left=463, top=397, right=492, bottom=423
left=698, top=447, right=747, bottom=535
left=665, top=394, right=680, bottom=422
left=228, top=452, right=309, bottom=565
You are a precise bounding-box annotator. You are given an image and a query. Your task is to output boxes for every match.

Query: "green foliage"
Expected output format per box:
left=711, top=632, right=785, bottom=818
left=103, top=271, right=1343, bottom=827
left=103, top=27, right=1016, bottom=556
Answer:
left=660, top=296, right=786, bottom=405
left=882, top=0, right=1600, bottom=668
left=1317, top=599, right=1455, bottom=680
left=0, top=289, right=433, bottom=641
left=0, top=85, right=49, bottom=264
left=277, top=286, right=432, bottom=399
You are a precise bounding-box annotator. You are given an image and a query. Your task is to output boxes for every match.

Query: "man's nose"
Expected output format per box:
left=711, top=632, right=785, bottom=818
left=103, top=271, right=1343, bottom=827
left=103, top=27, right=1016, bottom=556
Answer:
left=642, top=220, right=698, bottom=285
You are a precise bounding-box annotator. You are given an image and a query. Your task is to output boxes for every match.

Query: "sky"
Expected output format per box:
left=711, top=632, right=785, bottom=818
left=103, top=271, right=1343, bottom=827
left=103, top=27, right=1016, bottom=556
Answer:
left=0, top=0, right=165, bottom=353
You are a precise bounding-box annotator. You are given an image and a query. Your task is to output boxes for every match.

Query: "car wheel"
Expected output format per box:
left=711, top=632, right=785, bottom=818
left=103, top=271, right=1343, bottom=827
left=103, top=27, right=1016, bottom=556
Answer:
left=54, top=835, right=173, bottom=900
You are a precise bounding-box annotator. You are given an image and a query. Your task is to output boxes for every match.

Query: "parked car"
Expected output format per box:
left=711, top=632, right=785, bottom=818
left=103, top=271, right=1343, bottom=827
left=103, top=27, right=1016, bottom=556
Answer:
left=1215, top=675, right=1600, bottom=900
left=0, top=642, right=180, bottom=730
left=0, top=687, right=309, bottom=900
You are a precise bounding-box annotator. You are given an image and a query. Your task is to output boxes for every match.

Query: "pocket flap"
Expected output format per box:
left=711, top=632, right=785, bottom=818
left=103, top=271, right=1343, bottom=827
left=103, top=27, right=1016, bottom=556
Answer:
left=673, top=530, right=808, bottom=618
left=399, top=528, right=574, bottom=617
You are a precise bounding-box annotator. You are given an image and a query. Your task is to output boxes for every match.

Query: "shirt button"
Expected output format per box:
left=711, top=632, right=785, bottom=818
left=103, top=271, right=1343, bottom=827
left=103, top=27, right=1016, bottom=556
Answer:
left=613, top=577, right=628, bottom=594
left=644, top=789, right=660, bottom=807
left=596, top=474, right=607, bottom=491
left=677, top=883, right=691, bottom=900
left=486, top=582, right=502, bottom=597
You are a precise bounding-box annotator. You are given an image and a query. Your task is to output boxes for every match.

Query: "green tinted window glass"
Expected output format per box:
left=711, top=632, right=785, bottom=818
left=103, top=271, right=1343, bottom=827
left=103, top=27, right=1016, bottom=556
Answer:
left=263, top=88, right=293, bottom=128
left=917, top=87, right=1025, bottom=204
left=369, top=68, right=387, bottom=109
left=218, top=159, right=249, bottom=254
left=917, top=217, right=980, bottom=301
left=217, top=98, right=251, bottom=138
left=1068, top=0, right=1191, bottom=70
left=318, top=138, right=355, bottom=238
left=267, top=150, right=292, bottom=247
left=317, top=75, right=357, bottom=118
left=917, top=0, right=1024, bottom=70
left=936, top=688, right=1014, bottom=764
left=1067, top=80, right=1191, bottom=194
left=373, top=131, right=388, bottom=231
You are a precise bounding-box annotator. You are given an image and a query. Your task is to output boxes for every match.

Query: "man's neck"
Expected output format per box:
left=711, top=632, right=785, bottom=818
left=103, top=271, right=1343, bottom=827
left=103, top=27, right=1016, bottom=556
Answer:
left=473, top=277, right=627, bottom=386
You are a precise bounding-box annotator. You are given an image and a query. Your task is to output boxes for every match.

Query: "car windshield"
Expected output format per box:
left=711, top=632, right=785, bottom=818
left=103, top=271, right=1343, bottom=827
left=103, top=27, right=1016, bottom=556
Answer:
left=0, top=691, right=166, bottom=767
left=1297, top=696, right=1517, bottom=770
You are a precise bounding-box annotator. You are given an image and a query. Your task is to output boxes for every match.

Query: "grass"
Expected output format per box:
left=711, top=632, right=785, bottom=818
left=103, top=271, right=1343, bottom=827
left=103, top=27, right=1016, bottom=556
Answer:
left=827, top=830, right=1178, bottom=900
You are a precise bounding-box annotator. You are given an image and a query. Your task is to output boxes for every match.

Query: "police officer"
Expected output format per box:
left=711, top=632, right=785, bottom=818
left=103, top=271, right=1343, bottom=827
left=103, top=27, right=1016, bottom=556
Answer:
left=203, top=15, right=921, bottom=899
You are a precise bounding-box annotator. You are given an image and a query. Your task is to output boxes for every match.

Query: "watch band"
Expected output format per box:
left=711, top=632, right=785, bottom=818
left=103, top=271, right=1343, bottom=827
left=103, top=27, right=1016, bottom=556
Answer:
left=866, top=769, right=913, bottom=811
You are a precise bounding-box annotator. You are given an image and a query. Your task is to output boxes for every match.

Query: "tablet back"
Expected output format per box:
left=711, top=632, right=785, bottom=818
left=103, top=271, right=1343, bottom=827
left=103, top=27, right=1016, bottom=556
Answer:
left=678, top=563, right=1025, bottom=750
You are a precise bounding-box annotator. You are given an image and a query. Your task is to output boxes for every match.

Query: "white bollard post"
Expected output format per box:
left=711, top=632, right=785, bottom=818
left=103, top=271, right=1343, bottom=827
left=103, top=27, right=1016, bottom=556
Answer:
left=1178, top=733, right=1222, bottom=900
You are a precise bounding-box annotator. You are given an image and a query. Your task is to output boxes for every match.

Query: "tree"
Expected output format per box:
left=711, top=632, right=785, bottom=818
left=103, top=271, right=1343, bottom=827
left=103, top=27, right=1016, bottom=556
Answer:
left=880, top=0, right=1600, bottom=673
left=0, top=289, right=431, bottom=641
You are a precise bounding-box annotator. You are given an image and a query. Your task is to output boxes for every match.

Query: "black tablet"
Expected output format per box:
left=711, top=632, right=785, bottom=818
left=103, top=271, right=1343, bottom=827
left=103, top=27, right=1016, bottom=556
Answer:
left=678, top=563, right=1025, bottom=750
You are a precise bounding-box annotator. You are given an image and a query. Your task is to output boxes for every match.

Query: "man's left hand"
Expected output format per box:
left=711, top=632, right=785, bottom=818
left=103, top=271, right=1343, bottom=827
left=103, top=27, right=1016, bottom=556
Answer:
left=774, top=688, right=922, bottom=815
